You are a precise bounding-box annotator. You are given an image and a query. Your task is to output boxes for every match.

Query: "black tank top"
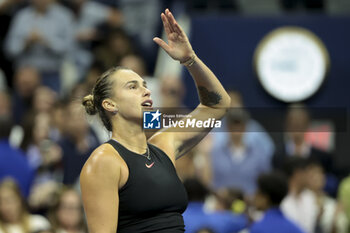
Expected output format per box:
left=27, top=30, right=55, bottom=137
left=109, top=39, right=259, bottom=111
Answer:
left=107, top=139, right=188, bottom=233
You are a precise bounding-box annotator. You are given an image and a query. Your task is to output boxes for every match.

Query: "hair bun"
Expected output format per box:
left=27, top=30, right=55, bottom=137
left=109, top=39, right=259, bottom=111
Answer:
left=82, top=94, right=97, bottom=115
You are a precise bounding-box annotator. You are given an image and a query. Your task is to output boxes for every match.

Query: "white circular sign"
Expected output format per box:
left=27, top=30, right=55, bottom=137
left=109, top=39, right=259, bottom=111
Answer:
left=254, top=27, right=330, bottom=102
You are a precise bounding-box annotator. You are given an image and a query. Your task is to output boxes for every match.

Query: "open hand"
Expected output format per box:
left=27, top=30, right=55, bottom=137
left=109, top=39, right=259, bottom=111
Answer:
left=153, top=9, right=194, bottom=63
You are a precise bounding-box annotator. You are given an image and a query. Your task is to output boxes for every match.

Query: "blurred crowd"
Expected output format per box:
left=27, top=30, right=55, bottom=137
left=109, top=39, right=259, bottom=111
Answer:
left=175, top=90, right=350, bottom=233
left=0, top=0, right=349, bottom=233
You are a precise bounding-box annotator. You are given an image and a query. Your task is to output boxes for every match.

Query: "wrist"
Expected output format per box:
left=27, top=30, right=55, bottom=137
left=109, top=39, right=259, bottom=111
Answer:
left=180, top=53, right=196, bottom=67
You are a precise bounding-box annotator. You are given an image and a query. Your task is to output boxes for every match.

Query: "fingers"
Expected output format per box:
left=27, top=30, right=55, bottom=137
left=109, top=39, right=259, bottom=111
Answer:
left=161, top=9, right=180, bottom=34
left=165, top=9, right=176, bottom=33
left=161, top=13, right=172, bottom=35
left=165, top=9, right=176, bottom=28
left=173, top=21, right=184, bottom=35
left=153, top=37, right=170, bottom=53
left=163, top=9, right=185, bottom=36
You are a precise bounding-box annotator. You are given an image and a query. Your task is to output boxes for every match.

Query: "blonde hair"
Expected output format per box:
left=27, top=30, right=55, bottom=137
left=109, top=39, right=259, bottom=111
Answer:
left=0, top=178, right=30, bottom=233
left=48, top=186, right=86, bottom=232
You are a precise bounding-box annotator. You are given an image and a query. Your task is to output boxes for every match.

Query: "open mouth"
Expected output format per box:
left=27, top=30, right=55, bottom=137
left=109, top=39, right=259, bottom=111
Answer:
left=141, top=100, right=153, bottom=107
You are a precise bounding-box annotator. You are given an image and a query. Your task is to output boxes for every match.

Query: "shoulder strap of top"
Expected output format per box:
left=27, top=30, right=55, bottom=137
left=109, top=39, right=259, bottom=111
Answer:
left=106, top=139, right=129, bottom=161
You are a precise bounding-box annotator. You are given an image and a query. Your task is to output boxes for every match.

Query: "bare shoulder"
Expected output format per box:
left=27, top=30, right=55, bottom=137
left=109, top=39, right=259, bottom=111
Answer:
left=79, top=143, right=121, bottom=233
left=148, top=131, right=176, bottom=162
left=80, top=143, right=122, bottom=180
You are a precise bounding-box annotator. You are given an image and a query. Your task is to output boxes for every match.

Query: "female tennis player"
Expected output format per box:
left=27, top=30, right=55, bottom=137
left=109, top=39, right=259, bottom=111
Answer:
left=80, top=9, right=231, bottom=233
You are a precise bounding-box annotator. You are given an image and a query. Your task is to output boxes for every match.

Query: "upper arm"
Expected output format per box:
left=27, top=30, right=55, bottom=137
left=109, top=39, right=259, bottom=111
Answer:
left=5, top=13, right=28, bottom=56
left=149, top=104, right=227, bottom=160
left=80, top=145, right=120, bottom=233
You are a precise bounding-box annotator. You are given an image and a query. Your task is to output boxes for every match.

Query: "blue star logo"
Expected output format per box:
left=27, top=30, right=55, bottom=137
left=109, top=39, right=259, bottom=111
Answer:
left=143, top=110, right=162, bottom=129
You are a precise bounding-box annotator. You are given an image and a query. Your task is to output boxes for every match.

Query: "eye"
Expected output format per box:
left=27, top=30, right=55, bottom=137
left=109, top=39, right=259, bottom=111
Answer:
left=129, top=85, right=137, bottom=89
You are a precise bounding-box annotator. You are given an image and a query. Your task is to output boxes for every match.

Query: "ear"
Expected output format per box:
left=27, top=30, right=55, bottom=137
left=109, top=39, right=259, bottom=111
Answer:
left=102, top=98, right=118, bottom=113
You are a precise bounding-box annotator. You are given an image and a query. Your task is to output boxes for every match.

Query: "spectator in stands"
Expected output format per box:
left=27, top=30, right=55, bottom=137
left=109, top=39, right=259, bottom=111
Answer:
left=0, top=179, right=50, bottom=233
left=68, top=0, right=122, bottom=29
left=281, top=157, right=319, bottom=233
left=306, top=161, right=348, bottom=233
left=211, top=188, right=248, bottom=232
left=183, top=178, right=247, bottom=233
left=120, top=54, right=147, bottom=78
left=273, top=105, right=332, bottom=169
left=48, top=187, right=87, bottom=233
left=20, top=111, right=62, bottom=173
left=273, top=105, right=336, bottom=196
left=160, top=75, right=186, bottom=108
left=214, top=188, right=246, bottom=215
left=117, top=0, right=162, bottom=72
left=59, top=101, right=99, bottom=185
left=207, top=89, right=274, bottom=196
left=32, top=86, right=57, bottom=115
left=67, top=0, right=122, bottom=79
left=0, top=114, right=34, bottom=198
left=12, top=66, right=41, bottom=124
left=94, top=28, right=134, bottom=71
left=250, top=171, right=305, bottom=233
left=210, top=108, right=272, bottom=196
left=213, top=89, right=275, bottom=165
left=4, top=0, right=74, bottom=93
left=19, top=111, right=62, bottom=214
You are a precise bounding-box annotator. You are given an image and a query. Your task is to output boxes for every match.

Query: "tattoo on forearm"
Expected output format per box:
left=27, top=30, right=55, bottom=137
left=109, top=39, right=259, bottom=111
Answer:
left=198, top=86, right=222, bottom=106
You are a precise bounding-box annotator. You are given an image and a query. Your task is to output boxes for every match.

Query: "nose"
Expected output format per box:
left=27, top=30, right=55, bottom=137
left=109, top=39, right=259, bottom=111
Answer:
left=143, top=87, right=151, bottom=97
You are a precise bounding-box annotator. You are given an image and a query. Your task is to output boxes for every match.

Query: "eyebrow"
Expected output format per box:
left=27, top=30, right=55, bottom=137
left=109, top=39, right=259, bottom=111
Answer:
left=124, top=80, right=147, bottom=87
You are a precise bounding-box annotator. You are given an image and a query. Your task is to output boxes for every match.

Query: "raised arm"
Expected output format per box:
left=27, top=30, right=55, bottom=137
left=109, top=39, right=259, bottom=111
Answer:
left=151, top=9, right=231, bottom=161
left=80, top=145, right=120, bottom=233
left=153, top=9, right=230, bottom=108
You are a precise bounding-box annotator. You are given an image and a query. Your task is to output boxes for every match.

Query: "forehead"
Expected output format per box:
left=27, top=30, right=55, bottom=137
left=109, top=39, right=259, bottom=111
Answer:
left=112, top=69, right=144, bottom=86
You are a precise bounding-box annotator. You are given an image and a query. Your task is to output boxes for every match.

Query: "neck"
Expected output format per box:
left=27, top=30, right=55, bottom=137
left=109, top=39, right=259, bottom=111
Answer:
left=289, top=180, right=304, bottom=196
left=231, top=136, right=244, bottom=148
left=312, top=188, right=324, bottom=196
left=111, top=116, right=147, bottom=154
left=35, top=7, right=48, bottom=14
left=292, top=136, right=305, bottom=147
